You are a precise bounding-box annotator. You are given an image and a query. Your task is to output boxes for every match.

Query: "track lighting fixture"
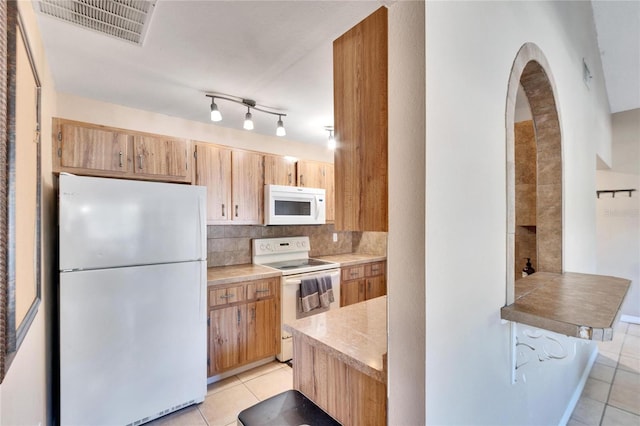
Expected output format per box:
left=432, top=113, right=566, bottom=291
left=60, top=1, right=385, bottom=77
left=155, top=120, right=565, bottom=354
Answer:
left=205, top=94, right=286, bottom=136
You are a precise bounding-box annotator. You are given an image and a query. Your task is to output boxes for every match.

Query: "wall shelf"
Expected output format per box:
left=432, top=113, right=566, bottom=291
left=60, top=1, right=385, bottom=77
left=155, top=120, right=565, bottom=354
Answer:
left=596, top=189, right=636, bottom=198
left=501, top=272, right=631, bottom=341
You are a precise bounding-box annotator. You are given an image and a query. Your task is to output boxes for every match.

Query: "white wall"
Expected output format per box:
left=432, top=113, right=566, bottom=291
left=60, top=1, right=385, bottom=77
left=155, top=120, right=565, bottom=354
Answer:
left=387, top=2, right=425, bottom=425
left=56, top=93, right=334, bottom=163
left=419, top=1, right=610, bottom=424
left=0, top=2, right=57, bottom=425
left=596, top=109, right=640, bottom=319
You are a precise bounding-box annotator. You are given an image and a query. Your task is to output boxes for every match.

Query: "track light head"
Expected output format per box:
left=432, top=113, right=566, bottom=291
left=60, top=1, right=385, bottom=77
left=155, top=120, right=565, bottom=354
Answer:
left=210, top=99, right=222, bottom=122
left=244, top=107, right=254, bottom=130
left=276, top=115, right=286, bottom=136
left=328, top=130, right=336, bottom=150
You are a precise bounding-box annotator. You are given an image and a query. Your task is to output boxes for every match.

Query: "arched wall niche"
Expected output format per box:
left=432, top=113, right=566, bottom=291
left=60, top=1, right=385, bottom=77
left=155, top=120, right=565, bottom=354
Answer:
left=506, top=43, right=563, bottom=305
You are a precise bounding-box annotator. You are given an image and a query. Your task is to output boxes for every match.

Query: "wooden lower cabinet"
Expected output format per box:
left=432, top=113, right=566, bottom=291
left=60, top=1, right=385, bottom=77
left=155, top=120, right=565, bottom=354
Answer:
left=293, top=337, right=386, bottom=426
left=209, top=305, right=245, bottom=374
left=246, top=299, right=278, bottom=361
left=340, top=261, right=386, bottom=307
left=208, top=278, right=279, bottom=377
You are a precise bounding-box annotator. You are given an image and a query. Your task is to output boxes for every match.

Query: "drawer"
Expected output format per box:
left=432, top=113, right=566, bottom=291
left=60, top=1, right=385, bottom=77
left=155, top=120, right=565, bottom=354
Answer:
left=247, top=279, right=276, bottom=300
left=209, top=284, right=245, bottom=307
left=365, top=261, right=386, bottom=277
left=342, top=265, right=365, bottom=281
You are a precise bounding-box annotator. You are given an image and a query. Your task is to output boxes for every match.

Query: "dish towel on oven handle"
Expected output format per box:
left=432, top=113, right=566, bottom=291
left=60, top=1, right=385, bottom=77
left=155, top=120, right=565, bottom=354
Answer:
left=300, top=275, right=334, bottom=312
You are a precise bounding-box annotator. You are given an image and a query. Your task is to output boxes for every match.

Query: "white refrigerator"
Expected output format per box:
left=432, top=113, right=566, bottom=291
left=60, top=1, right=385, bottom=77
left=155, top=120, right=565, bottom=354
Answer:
left=58, top=174, right=207, bottom=425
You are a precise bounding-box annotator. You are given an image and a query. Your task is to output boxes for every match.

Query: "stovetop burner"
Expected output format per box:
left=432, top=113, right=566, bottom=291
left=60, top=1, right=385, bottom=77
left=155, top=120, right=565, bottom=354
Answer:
left=261, top=258, right=335, bottom=271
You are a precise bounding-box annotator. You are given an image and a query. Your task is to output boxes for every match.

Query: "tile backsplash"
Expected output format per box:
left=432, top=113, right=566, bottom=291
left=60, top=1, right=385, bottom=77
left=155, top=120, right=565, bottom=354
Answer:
left=207, top=224, right=387, bottom=267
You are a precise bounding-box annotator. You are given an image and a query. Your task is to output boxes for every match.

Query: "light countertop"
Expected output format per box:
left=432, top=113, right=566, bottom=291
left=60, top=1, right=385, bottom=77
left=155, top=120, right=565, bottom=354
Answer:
left=207, top=253, right=386, bottom=286
left=283, top=295, right=387, bottom=383
left=207, top=264, right=281, bottom=286
left=501, top=272, right=631, bottom=340
left=315, top=253, right=386, bottom=267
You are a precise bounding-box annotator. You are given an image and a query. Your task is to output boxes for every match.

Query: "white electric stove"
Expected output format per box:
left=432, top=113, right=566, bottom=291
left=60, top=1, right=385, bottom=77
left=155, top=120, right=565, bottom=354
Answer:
left=252, top=236, right=341, bottom=361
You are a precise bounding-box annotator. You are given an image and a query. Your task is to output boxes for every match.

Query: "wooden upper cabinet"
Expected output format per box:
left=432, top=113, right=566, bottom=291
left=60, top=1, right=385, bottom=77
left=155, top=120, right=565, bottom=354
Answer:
left=195, top=144, right=263, bottom=225
left=194, top=142, right=232, bottom=223
left=264, top=155, right=296, bottom=186
left=333, top=7, right=388, bottom=231
left=132, top=135, right=190, bottom=182
left=232, top=150, right=264, bottom=224
left=55, top=120, right=132, bottom=175
left=53, top=118, right=192, bottom=183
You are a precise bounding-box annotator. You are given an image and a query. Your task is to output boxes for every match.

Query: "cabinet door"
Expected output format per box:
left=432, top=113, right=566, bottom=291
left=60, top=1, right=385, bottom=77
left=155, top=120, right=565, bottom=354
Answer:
left=133, top=135, right=190, bottom=182
left=334, top=7, right=388, bottom=231
left=209, top=305, right=246, bottom=376
left=264, top=155, right=296, bottom=186
left=340, top=279, right=365, bottom=307
left=57, top=122, right=131, bottom=175
left=366, top=276, right=386, bottom=300
left=246, top=299, right=278, bottom=362
left=231, top=150, right=264, bottom=224
left=195, top=143, right=232, bottom=223
left=297, top=160, right=324, bottom=188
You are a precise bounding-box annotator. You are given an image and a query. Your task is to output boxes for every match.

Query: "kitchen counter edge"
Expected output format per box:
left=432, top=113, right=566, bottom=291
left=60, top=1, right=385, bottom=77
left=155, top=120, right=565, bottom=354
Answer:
left=315, top=253, right=386, bottom=267
left=207, top=264, right=282, bottom=286
left=284, top=295, right=387, bottom=383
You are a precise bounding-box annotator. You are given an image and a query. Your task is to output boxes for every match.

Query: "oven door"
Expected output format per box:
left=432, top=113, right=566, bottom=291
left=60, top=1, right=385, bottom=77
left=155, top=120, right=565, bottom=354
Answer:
left=277, top=269, right=340, bottom=362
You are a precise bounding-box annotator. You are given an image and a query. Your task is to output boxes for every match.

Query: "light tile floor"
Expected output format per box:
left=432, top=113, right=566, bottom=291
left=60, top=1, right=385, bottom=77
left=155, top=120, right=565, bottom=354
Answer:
left=148, top=323, right=639, bottom=426
left=569, top=321, right=640, bottom=426
left=148, top=361, right=293, bottom=426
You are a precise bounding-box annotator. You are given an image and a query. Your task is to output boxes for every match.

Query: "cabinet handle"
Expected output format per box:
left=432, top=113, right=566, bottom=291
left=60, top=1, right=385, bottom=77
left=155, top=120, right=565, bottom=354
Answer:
left=221, top=204, right=226, bottom=217
left=138, top=154, right=144, bottom=170
left=220, top=293, right=235, bottom=299
left=288, top=173, right=292, bottom=185
left=255, top=289, right=270, bottom=293
left=350, top=271, right=359, bottom=277
left=251, top=307, right=255, bottom=320
left=235, top=205, right=239, bottom=217
left=237, top=309, right=241, bottom=325
left=300, top=175, right=304, bottom=186
left=119, top=151, right=123, bottom=168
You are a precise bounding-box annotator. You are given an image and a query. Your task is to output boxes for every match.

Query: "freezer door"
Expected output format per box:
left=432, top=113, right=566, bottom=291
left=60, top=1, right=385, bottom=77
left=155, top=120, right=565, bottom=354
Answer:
left=59, top=174, right=206, bottom=271
left=59, top=261, right=207, bottom=426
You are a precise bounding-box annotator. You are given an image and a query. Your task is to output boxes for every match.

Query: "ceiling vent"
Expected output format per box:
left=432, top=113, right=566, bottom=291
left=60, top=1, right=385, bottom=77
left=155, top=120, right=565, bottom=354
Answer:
left=38, top=0, right=157, bottom=45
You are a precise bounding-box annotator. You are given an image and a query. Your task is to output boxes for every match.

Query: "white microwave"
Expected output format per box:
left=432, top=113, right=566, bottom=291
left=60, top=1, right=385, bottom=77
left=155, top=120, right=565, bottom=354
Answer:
left=264, top=184, right=326, bottom=225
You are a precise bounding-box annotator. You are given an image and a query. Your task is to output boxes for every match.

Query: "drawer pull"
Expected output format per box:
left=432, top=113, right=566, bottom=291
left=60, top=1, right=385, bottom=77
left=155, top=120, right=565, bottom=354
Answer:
left=255, top=289, right=270, bottom=293
left=220, top=294, right=235, bottom=299
left=350, top=272, right=359, bottom=277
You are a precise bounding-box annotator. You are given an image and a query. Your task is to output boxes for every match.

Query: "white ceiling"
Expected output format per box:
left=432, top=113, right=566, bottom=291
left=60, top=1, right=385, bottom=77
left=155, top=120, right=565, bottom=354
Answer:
left=591, top=0, right=640, bottom=113
left=33, top=1, right=638, bottom=146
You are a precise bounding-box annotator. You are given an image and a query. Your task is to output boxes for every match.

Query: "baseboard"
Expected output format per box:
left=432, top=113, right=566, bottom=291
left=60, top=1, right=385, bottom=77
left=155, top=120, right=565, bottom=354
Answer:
left=621, top=314, right=640, bottom=324
left=558, top=345, right=598, bottom=426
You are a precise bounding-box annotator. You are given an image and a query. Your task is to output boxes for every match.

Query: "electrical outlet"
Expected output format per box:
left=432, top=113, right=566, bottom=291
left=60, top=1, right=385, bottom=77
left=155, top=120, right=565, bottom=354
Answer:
left=332, top=233, right=338, bottom=242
